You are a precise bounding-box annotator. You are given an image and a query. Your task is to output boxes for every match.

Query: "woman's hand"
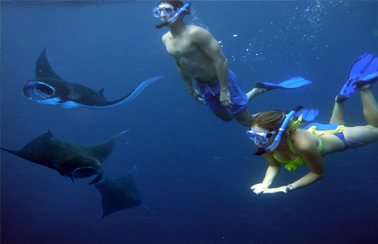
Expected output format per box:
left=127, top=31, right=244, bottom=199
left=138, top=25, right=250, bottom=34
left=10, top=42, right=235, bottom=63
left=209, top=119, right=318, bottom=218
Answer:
left=251, top=184, right=292, bottom=194
left=250, top=183, right=269, bottom=194
left=262, top=185, right=290, bottom=194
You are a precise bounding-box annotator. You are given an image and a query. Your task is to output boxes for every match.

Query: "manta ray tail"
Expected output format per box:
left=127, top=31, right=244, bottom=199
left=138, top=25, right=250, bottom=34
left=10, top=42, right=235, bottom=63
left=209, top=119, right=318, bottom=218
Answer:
left=98, top=76, right=164, bottom=108
left=142, top=204, right=156, bottom=214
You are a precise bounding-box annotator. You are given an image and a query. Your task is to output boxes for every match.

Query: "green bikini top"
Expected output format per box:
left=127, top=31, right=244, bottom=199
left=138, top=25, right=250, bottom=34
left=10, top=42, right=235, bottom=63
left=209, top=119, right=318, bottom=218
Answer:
left=271, top=115, right=322, bottom=171
left=272, top=137, right=322, bottom=171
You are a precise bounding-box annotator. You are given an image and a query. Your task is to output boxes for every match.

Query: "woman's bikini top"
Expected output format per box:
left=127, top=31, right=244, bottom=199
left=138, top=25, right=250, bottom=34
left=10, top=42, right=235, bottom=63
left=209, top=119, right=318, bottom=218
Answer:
left=272, top=137, right=322, bottom=171
left=271, top=115, right=323, bottom=171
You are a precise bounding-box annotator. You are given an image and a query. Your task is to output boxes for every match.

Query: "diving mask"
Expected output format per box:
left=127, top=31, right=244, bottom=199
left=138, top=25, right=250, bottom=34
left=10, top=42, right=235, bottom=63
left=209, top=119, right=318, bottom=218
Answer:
left=154, top=3, right=192, bottom=29
left=252, top=105, right=304, bottom=156
left=153, top=3, right=176, bottom=19
left=246, top=129, right=276, bottom=145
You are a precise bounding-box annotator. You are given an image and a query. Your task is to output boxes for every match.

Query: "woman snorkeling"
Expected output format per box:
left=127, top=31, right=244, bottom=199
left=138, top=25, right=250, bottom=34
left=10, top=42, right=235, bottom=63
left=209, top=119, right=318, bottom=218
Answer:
left=247, top=52, right=378, bottom=194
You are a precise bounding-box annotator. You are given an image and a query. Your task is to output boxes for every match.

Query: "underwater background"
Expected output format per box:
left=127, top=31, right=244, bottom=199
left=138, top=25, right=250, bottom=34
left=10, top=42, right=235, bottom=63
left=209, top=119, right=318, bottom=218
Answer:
left=1, top=1, right=378, bottom=243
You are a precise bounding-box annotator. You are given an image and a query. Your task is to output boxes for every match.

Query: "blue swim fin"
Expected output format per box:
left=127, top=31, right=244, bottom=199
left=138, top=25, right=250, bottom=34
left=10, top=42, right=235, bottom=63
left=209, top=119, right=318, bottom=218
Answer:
left=336, top=52, right=378, bottom=103
left=255, top=77, right=311, bottom=91
left=355, top=71, right=378, bottom=89
left=296, top=108, right=319, bottom=122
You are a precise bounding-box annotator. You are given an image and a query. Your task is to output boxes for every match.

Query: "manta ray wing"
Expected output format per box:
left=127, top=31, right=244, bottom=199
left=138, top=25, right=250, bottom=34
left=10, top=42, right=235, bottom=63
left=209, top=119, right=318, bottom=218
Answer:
left=23, top=48, right=164, bottom=108
left=1, top=130, right=127, bottom=184
left=80, top=130, right=129, bottom=163
left=95, top=164, right=153, bottom=219
left=35, top=47, right=63, bottom=80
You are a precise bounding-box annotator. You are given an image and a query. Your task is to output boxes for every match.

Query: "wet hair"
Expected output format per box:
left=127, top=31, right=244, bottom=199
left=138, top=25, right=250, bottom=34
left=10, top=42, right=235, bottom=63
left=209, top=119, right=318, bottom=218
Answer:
left=251, top=110, right=286, bottom=132
left=158, top=1, right=184, bottom=11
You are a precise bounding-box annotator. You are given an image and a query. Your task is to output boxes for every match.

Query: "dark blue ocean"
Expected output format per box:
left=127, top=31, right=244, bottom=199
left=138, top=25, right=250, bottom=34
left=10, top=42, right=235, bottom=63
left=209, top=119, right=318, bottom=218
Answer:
left=1, top=1, right=378, bottom=243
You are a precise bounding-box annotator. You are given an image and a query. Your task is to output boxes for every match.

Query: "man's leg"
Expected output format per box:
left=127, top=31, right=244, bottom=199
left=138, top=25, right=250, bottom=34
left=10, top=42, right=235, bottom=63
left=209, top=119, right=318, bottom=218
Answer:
left=246, top=78, right=312, bottom=102
left=213, top=107, right=234, bottom=122
left=234, top=109, right=254, bottom=127
left=246, top=87, right=266, bottom=102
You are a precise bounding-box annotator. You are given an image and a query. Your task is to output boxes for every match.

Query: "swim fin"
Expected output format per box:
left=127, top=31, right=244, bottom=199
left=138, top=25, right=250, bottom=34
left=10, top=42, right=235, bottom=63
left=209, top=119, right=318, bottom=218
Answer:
left=296, top=108, right=319, bottom=122
left=355, top=71, right=378, bottom=89
left=255, top=77, right=311, bottom=91
left=336, top=52, right=378, bottom=103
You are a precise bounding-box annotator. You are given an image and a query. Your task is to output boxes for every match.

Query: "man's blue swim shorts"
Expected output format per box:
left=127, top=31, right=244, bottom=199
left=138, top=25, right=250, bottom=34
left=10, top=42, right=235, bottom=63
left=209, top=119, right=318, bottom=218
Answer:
left=195, top=70, right=248, bottom=114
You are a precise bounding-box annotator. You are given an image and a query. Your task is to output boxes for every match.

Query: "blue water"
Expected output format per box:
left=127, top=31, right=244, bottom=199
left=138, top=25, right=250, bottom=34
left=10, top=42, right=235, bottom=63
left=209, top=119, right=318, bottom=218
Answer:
left=1, top=1, right=378, bottom=243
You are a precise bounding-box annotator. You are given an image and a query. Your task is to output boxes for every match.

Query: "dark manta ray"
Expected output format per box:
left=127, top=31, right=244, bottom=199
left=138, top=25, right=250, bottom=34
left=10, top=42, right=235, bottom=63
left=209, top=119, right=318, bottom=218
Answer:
left=22, top=48, right=163, bottom=108
left=95, top=164, right=154, bottom=218
left=1, top=130, right=128, bottom=184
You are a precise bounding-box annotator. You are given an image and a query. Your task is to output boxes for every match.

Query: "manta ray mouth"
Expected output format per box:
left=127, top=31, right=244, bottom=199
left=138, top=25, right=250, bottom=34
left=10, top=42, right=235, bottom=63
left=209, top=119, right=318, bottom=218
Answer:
left=23, top=80, right=55, bottom=101
left=72, top=167, right=105, bottom=185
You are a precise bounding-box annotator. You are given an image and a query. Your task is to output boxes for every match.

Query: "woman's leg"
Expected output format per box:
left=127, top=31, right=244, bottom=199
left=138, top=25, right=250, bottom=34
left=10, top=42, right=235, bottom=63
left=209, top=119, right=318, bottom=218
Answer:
left=360, top=88, right=378, bottom=127
left=330, top=96, right=346, bottom=125
left=343, top=86, right=378, bottom=145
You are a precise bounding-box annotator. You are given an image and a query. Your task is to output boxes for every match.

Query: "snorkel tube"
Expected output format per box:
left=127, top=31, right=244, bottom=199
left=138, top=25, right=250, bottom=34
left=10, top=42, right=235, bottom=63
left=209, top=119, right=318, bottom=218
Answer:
left=156, top=3, right=191, bottom=29
left=254, top=106, right=303, bottom=156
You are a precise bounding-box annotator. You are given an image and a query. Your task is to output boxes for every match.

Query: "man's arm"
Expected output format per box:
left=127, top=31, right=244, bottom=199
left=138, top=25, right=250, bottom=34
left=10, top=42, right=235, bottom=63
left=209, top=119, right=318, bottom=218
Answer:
left=174, top=59, right=205, bottom=104
left=174, top=59, right=193, bottom=92
left=191, top=28, right=232, bottom=107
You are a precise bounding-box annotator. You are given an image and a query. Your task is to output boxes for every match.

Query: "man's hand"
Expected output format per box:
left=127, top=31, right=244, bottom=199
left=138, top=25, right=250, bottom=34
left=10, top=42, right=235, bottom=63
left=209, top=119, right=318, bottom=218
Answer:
left=190, top=89, right=205, bottom=104
left=250, top=183, right=269, bottom=194
left=220, top=90, right=233, bottom=108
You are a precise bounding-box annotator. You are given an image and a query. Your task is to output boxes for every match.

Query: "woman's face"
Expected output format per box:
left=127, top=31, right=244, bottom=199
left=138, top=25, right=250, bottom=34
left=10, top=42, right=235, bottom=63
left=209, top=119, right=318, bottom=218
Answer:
left=248, top=125, right=276, bottom=147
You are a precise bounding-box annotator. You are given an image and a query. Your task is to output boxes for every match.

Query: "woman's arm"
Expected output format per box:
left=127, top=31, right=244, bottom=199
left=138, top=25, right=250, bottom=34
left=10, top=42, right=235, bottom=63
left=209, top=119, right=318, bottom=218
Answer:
left=251, top=153, right=281, bottom=194
left=263, top=132, right=325, bottom=194
left=288, top=139, right=325, bottom=190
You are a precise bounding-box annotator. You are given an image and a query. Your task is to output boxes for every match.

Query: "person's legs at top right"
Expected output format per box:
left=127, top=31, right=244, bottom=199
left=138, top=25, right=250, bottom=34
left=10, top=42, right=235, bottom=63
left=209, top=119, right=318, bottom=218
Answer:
left=343, top=83, right=378, bottom=146
left=360, top=85, right=378, bottom=127
left=332, top=51, right=378, bottom=128
left=330, top=96, right=345, bottom=125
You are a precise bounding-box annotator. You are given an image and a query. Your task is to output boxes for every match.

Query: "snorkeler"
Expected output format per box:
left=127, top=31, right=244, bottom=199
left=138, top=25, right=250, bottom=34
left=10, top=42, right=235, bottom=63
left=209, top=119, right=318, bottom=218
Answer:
left=153, top=1, right=311, bottom=127
left=246, top=52, right=378, bottom=194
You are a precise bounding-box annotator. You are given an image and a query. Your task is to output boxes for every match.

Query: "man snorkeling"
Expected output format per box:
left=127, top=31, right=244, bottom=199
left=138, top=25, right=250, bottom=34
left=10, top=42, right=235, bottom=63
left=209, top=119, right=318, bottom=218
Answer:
left=154, top=1, right=311, bottom=127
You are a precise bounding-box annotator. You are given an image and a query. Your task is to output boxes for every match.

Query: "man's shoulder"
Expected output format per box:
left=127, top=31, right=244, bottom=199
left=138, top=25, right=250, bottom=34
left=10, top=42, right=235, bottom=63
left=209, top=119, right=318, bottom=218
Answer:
left=186, top=24, right=211, bottom=38
left=187, top=24, right=208, bottom=33
left=162, top=31, right=170, bottom=42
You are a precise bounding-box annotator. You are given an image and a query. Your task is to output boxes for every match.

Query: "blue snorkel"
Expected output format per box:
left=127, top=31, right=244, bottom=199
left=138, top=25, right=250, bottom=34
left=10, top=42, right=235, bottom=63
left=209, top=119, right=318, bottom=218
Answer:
left=254, top=106, right=303, bottom=156
left=156, top=3, right=192, bottom=29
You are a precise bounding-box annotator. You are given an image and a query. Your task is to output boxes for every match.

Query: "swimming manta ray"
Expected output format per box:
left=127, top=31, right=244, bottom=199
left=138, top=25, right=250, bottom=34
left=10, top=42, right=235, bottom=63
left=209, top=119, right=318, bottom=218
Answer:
left=1, top=130, right=128, bottom=184
left=22, top=48, right=163, bottom=108
left=95, top=164, right=155, bottom=219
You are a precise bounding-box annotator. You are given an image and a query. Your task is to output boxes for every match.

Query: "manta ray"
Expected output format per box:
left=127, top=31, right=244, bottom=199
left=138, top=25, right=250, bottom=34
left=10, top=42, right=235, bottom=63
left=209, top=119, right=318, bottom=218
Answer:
left=1, top=130, right=128, bottom=184
left=22, top=48, right=163, bottom=108
left=95, top=164, right=154, bottom=219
